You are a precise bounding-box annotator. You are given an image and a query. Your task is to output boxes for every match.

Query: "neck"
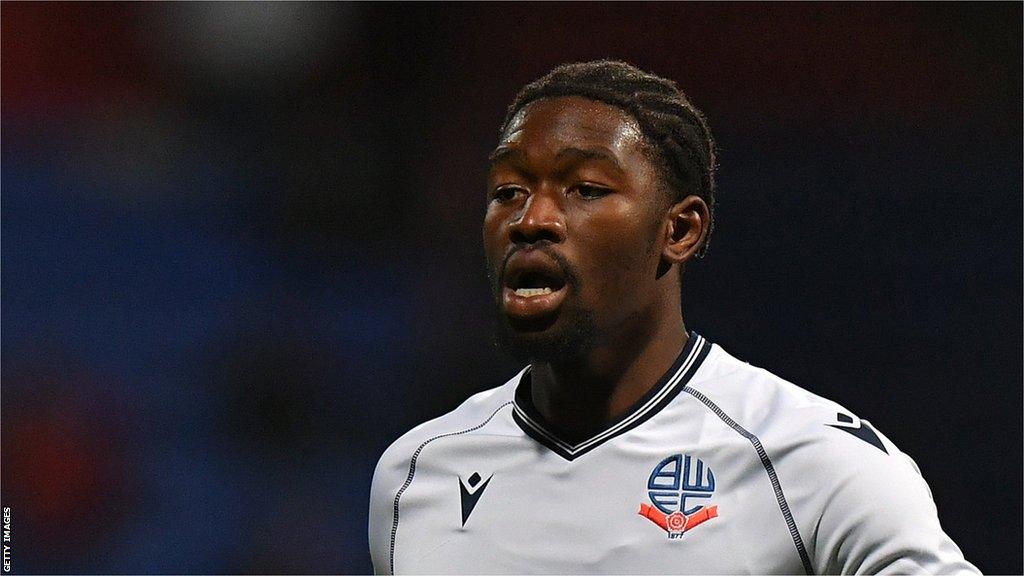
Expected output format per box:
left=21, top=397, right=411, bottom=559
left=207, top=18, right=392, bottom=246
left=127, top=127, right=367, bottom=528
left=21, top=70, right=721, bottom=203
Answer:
left=529, top=310, right=688, bottom=445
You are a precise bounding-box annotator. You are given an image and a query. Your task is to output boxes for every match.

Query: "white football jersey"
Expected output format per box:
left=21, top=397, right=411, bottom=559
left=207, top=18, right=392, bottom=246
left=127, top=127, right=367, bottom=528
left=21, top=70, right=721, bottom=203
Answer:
left=369, top=333, right=978, bottom=574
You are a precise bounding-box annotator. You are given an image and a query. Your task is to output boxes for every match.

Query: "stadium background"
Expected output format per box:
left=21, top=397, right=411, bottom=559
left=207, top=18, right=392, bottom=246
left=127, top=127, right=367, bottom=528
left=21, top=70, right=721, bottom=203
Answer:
left=1, top=3, right=1020, bottom=573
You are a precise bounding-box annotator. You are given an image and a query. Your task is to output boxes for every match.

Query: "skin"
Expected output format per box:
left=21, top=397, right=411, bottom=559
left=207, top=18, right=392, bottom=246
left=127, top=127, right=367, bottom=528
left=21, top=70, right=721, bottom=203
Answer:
left=483, top=96, right=710, bottom=443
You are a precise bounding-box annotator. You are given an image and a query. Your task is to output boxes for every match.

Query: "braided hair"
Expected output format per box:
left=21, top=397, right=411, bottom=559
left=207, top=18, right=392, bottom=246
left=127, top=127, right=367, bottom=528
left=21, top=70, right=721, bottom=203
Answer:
left=500, top=60, right=717, bottom=256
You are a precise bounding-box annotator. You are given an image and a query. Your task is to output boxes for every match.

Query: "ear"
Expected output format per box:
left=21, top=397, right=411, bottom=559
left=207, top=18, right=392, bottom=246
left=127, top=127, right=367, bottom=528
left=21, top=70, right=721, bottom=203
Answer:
left=662, top=195, right=710, bottom=266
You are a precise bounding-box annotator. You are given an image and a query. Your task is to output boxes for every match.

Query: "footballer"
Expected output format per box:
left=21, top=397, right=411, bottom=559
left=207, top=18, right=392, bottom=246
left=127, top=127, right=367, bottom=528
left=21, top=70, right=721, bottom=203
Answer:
left=369, top=60, right=978, bottom=574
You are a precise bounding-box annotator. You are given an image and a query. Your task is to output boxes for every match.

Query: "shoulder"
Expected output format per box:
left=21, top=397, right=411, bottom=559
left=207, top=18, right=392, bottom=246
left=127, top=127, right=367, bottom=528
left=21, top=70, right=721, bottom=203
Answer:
left=687, top=342, right=923, bottom=490
left=368, top=371, right=521, bottom=573
left=369, top=370, right=519, bottom=504
left=695, top=344, right=922, bottom=500
left=372, top=372, right=519, bottom=491
left=689, top=341, right=977, bottom=574
left=688, top=343, right=901, bottom=457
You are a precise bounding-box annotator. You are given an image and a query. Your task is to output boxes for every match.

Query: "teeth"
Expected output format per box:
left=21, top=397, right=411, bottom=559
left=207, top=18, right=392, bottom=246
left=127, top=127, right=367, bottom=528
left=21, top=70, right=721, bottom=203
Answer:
left=514, top=287, right=553, bottom=298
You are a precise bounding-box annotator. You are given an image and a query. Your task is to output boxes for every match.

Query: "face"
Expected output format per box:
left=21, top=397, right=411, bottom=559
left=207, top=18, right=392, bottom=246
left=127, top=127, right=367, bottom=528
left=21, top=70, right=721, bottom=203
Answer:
left=483, top=96, right=672, bottom=361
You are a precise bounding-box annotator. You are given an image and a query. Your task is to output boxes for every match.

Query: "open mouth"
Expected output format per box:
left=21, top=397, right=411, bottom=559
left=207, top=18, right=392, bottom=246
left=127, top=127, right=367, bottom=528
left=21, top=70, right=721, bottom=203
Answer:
left=508, top=270, right=567, bottom=298
left=501, top=252, right=570, bottom=322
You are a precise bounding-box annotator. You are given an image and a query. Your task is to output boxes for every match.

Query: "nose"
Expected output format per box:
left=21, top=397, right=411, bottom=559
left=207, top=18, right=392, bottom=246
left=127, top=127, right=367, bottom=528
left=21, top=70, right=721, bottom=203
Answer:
left=509, top=192, right=566, bottom=245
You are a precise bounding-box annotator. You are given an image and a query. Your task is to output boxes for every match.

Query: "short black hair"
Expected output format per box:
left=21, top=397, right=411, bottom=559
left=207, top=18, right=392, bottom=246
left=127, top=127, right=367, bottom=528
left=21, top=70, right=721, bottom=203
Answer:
left=500, top=60, right=717, bottom=255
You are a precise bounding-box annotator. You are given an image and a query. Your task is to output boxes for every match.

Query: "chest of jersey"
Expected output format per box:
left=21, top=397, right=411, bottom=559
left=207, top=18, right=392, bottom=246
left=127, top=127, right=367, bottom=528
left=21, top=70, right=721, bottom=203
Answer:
left=390, top=406, right=805, bottom=574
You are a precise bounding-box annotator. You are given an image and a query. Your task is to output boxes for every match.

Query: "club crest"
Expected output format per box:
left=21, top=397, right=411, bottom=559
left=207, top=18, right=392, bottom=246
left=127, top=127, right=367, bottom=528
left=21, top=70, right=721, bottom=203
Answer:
left=638, top=454, right=719, bottom=539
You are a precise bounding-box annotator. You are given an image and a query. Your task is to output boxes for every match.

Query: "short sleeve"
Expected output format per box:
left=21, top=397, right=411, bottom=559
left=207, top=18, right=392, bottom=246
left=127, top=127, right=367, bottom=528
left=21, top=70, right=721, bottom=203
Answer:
left=811, top=428, right=979, bottom=575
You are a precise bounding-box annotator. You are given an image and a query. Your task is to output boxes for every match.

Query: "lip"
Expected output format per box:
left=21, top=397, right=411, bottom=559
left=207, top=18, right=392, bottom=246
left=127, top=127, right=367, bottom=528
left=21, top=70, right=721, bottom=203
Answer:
left=502, top=284, right=569, bottom=321
left=501, top=249, right=570, bottom=322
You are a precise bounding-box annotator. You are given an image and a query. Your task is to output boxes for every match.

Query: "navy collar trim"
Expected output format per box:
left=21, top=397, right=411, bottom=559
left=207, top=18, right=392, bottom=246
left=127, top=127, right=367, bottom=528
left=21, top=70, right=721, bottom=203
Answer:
left=512, top=332, right=712, bottom=461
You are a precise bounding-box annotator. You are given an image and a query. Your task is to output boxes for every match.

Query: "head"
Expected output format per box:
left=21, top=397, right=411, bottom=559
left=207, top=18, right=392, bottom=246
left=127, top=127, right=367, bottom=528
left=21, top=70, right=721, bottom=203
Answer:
left=483, top=60, right=716, bottom=362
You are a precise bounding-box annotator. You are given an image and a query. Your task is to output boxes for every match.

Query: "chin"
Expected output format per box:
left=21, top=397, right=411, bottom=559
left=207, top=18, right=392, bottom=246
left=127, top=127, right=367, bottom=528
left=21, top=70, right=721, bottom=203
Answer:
left=495, top=309, right=596, bottom=363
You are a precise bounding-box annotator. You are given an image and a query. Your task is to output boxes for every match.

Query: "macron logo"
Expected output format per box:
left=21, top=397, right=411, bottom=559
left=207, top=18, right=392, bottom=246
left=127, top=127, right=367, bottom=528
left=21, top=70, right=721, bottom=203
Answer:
left=459, top=472, right=493, bottom=526
left=828, top=412, right=888, bottom=454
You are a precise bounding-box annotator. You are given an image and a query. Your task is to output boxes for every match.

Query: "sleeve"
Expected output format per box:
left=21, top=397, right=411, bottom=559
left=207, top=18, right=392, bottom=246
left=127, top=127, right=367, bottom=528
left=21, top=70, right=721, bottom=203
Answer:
left=811, top=424, right=980, bottom=575
left=368, top=444, right=407, bottom=576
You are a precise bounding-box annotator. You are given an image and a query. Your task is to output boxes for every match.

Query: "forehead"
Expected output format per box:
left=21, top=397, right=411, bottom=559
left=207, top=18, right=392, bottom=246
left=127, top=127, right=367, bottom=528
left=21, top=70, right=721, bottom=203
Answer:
left=498, top=96, right=647, bottom=160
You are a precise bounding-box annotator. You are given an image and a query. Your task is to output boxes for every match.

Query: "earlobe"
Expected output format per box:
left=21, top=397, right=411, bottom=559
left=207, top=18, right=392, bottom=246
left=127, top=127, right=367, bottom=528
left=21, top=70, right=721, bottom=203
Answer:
left=662, top=196, right=709, bottom=266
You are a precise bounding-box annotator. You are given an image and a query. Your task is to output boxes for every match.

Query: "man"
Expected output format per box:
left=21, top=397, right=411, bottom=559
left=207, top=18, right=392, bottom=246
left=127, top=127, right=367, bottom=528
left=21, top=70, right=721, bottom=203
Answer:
left=369, top=60, right=977, bottom=574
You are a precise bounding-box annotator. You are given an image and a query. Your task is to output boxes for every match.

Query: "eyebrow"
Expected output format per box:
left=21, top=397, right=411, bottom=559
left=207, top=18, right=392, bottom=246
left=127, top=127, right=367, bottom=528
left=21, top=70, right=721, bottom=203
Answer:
left=488, top=146, right=523, bottom=166
left=487, top=145, right=625, bottom=176
left=554, top=146, right=625, bottom=175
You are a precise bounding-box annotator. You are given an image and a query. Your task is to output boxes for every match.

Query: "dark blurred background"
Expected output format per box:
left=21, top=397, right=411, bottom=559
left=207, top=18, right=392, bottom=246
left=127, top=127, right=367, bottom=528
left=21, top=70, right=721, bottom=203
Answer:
left=1, top=2, right=1020, bottom=573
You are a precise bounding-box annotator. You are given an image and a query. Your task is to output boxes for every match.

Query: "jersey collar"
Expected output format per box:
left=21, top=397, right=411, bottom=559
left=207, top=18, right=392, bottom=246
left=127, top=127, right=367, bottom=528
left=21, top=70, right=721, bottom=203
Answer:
left=512, top=332, right=712, bottom=461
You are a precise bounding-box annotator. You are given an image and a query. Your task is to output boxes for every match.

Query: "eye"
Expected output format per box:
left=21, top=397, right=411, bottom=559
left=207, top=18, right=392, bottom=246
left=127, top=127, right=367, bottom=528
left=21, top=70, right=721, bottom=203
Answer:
left=490, top=185, right=525, bottom=203
left=572, top=183, right=612, bottom=200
